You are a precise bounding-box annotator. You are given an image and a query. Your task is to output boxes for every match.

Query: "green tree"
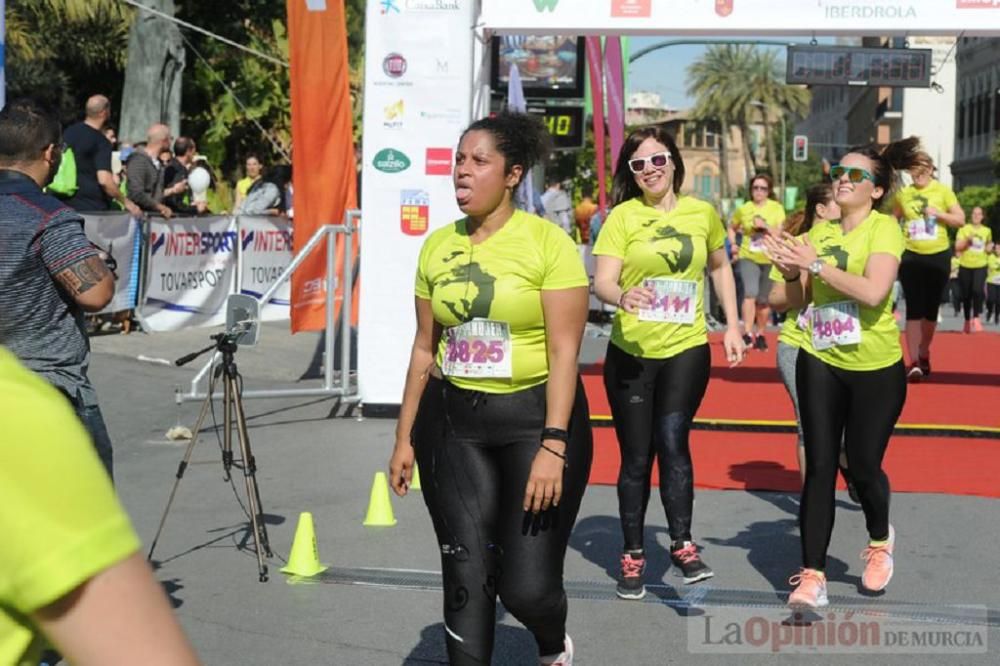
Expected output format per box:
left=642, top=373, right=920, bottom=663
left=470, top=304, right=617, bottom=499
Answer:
left=687, top=44, right=758, bottom=203
left=746, top=49, right=810, bottom=178
left=5, top=0, right=133, bottom=122
left=176, top=0, right=365, bottom=179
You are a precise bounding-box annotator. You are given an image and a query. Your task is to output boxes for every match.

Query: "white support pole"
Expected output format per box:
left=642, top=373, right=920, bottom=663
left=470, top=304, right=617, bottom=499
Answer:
left=178, top=216, right=359, bottom=403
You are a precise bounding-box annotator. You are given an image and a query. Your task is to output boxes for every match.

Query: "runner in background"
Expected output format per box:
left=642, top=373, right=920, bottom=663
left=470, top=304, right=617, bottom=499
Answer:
left=955, top=206, right=993, bottom=333
left=948, top=253, right=962, bottom=318
left=729, top=174, right=786, bottom=351
left=388, top=113, right=590, bottom=666
left=892, top=153, right=965, bottom=381
left=986, top=242, right=1000, bottom=325
left=766, top=137, right=920, bottom=609
left=767, top=183, right=855, bottom=499
left=593, top=126, right=746, bottom=599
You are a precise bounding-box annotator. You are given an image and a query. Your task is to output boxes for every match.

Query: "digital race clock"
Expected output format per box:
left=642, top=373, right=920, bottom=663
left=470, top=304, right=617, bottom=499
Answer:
left=529, top=105, right=584, bottom=150
left=786, top=45, right=932, bottom=88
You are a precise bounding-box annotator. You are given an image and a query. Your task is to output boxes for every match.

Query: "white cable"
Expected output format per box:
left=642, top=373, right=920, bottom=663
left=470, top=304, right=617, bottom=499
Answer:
left=121, top=0, right=288, bottom=68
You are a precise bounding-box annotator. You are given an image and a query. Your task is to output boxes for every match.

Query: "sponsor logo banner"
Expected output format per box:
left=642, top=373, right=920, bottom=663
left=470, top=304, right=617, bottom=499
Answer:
left=239, top=216, right=294, bottom=321
left=425, top=147, right=453, bottom=175
left=141, top=216, right=238, bottom=332
left=82, top=212, right=140, bottom=315
left=401, top=189, right=430, bottom=235
left=612, top=0, right=651, bottom=18
left=373, top=148, right=412, bottom=173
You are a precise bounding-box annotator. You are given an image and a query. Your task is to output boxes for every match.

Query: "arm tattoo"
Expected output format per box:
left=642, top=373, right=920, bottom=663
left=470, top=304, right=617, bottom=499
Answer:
left=55, top=256, right=112, bottom=296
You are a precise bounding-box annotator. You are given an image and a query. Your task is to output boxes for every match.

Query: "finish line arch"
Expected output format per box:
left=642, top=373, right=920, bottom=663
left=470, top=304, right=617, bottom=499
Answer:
left=357, top=0, right=1000, bottom=410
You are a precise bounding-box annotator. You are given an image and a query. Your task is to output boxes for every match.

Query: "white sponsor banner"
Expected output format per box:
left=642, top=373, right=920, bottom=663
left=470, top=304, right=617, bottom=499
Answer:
left=482, top=0, right=1000, bottom=35
left=140, top=216, right=237, bottom=332
left=359, top=0, right=475, bottom=406
left=82, top=212, right=139, bottom=315
left=238, top=215, right=293, bottom=322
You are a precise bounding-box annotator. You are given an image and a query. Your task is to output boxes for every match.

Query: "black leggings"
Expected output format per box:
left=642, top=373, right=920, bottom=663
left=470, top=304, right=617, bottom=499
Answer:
left=603, top=342, right=711, bottom=550
left=958, top=266, right=987, bottom=320
left=412, top=376, right=593, bottom=664
left=796, top=352, right=906, bottom=570
left=899, top=249, right=951, bottom=321
left=987, top=283, right=1000, bottom=322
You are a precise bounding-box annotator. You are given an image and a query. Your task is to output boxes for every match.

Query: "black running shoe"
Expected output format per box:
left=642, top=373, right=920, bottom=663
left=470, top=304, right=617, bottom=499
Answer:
left=918, top=354, right=931, bottom=378
left=742, top=333, right=754, bottom=348
left=754, top=334, right=768, bottom=352
left=670, top=541, right=714, bottom=584
left=616, top=551, right=646, bottom=600
left=906, top=364, right=923, bottom=383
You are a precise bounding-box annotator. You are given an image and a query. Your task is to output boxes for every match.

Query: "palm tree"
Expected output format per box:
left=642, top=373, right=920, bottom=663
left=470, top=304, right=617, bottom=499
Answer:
left=5, top=0, right=133, bottom=120
left=747, top=49, right=811, bottom=176
left=687, top=44, right=757, bottom=204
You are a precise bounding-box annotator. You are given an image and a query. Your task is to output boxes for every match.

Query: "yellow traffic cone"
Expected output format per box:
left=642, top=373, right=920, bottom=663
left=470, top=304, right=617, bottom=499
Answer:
left=410, top=462, right=422, bottom=491
left=363, top=472, right=397, bottom=526
left=280, top=512, right=328, bottom=577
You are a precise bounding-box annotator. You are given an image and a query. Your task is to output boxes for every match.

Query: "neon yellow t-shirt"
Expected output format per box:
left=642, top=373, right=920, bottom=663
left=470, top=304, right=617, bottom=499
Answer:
left=731, top=199, right=786, bottom=265
left=769, top=236, right=809, bottom=350
left=0, top=348, right=141, bottom=666
left=236, top=176, right=257, bottom=197
left=593, top=196, right=726, bottom=359
left=988, top=253, right=1000, bottom=285
left=800, top=212, right=904, bottom=371
left=415, top=210, right=588, bottom=394
left=892, top=180, right=959, bottom=255
left=957, top=224, right=993, bottom=269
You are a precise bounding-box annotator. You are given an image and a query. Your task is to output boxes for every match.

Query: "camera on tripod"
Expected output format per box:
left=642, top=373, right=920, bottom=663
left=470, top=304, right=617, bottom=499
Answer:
left=150, top=294, right=273, bottom=582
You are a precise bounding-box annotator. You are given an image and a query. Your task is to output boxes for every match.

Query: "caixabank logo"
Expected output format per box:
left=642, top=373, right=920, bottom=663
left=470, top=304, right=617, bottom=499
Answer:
left=532, top=0, right=559, bottom=11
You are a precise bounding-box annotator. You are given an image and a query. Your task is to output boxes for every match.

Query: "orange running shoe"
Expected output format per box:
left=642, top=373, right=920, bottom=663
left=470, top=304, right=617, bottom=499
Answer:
left=788, top=568, right=828, bottom=608
left=861, top=524, right=895, bottom=592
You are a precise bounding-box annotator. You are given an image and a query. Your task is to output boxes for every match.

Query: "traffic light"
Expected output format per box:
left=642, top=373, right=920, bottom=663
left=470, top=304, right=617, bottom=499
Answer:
left=793, top=135, right=808, bottom=162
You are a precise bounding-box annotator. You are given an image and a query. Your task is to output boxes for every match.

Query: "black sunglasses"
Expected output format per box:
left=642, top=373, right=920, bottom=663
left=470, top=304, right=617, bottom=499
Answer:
left=628, top=151, right=670, bottom=174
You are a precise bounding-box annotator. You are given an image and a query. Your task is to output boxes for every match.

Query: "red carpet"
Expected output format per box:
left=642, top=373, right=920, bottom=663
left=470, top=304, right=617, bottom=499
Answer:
left=588, top=429, right=1000, bottom=498
left=584, top=331, right=1000, bottom=498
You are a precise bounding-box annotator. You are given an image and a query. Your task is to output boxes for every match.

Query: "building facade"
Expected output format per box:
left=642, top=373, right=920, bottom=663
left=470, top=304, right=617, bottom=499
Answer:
left=952, top=37, right=1000, bottom=189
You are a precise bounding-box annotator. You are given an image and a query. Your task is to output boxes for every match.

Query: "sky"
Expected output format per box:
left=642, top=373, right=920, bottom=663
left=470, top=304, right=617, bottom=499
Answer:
left=626, top=35, right=833, bottom=110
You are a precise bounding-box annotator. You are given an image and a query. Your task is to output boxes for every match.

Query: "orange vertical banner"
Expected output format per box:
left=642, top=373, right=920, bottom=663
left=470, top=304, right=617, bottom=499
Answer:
left=287, top=0, right=358, bottom=332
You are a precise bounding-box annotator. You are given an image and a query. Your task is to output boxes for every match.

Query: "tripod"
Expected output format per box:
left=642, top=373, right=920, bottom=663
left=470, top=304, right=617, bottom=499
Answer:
left=147, top=331, right=272, bottom=582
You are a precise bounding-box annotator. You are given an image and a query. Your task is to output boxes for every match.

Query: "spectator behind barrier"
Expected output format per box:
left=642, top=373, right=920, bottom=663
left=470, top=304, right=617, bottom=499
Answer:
left=237, top=164, right=291, bottom=216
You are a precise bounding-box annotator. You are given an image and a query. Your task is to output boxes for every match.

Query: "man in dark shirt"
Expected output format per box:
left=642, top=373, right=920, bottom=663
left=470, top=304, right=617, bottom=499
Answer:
left=0, top=98, right=117, bottom=478
left=63, top=95, right=141, bottom=217
left=162, top=136, right=206, bottom=215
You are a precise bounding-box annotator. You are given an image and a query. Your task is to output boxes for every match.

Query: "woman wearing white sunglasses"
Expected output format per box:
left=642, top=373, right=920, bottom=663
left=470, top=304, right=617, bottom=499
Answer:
left=593, top=126, right=745, bottom=600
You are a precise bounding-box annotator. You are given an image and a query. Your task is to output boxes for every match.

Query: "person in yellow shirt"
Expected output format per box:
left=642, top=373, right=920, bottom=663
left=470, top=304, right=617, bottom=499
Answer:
left=955, top=206, right=993, bottom=332
left=729, top=173, right=787, bottom=351
left=592, top=126, right=746, bottom=597
left=233, top=154, right=263, bottom=211
left=986, top=243, right=1000, bottom=325
left=0, top=347, right=200, bottom=666
left=387, top=113, right=589, bottom=666
left=767, top=182, right=852, bottom=496
left=891, top=154, right=965, bottom=381
left=948, top=253, right=961, bottom=317
left=766, top=136, right=922, bottom=610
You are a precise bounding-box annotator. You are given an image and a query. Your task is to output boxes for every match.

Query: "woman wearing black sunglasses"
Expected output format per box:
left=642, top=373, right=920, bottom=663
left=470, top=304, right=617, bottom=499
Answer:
left=593, top=126, right=745, bottom=599
left=765, top=137, right=923, bottom=609
left=891, top=153, right=965, bottom=381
